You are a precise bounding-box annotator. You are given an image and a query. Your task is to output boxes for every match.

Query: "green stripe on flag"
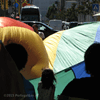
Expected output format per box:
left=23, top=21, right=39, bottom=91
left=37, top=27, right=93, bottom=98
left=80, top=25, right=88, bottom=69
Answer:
left=53, top=22, right=100, bottom=73
left=29, top=68, right=75, bottom=100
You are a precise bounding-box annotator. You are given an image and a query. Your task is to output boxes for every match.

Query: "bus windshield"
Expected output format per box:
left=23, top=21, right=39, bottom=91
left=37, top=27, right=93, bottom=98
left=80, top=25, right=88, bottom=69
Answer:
left=21, top=7, right=40, bottom=21
left=22, top=8, right=39, bottom=15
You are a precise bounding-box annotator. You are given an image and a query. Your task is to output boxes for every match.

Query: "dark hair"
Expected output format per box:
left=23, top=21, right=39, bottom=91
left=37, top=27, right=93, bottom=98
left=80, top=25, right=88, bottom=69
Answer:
left=84, top=43, right=100, bottom=77
left=41, top=68, right=56, bottom=89
left=5, top=43, right=28, bottom=71
left=32, top=24, right=38, bottom=28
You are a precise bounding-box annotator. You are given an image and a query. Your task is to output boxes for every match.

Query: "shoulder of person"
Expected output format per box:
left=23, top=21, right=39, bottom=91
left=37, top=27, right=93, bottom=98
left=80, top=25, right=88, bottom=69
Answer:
left=69, top=78, right=92, bottom=85
left=38, top=31, right=44, bottom=34
left=65, top=78, right=84, bottom=89
left=67, top=78, right=87, bottom=86
left=61, top=79, right=78, bottom=95
left=62, top=78, right=92, bottom=94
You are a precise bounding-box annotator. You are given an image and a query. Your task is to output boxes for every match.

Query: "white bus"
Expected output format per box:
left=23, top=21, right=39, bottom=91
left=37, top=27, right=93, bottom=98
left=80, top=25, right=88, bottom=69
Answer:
left=20, top=5, right=41, bottom=21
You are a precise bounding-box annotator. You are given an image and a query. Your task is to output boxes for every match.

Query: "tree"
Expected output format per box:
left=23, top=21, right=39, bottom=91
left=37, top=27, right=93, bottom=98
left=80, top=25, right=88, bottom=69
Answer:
left=76, top=0, right=100, bottom=21
left=46, top=0, right=100, bottom=21
left=46, top=3, right=68, bottom=20
left=46, top=4, right=57, bottom=20
left=92, top=0, right=100, bottom=3
left=66, top=3, right=78, bottom=22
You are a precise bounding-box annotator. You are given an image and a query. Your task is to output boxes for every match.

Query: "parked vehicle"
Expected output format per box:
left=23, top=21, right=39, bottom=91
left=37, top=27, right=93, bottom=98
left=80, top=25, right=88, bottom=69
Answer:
left=20, top=5, right=41, bottom=21
left=78, top=22, right=94, bottom=26
left=49, top=19, right=62, bottom=30
left=62, top=21, right=70, bottom=30
left=69, top=22, right=78, bottom=28
left=78, top=22, right=83, bottom=26
left=22, top=21, right=58, bottom=38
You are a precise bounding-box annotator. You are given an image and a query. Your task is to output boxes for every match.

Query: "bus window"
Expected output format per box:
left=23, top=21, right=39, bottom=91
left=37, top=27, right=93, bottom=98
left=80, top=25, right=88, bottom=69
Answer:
left=20, top=5, right=40, bottom=21
left=22, top=8, right=39, bottom=15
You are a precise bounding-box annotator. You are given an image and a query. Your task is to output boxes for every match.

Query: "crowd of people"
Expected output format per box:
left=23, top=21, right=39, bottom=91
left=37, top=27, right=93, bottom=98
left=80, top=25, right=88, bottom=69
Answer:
left=1, top=40, right=100, bottom=100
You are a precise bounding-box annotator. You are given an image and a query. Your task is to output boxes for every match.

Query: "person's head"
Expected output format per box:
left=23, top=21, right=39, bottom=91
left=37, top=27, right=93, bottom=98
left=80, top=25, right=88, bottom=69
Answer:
left=5, top=43, right=28, bottom=71
left=32, top=24, right=38, bottom=33
left=84, top=43, right=100, bottom=77
left=41, top=68, right=56, bottom=89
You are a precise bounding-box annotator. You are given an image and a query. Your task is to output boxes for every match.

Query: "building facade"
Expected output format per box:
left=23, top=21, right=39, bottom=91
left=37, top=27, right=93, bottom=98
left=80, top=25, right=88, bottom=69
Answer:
left=65, top=0, right=77, bottom=10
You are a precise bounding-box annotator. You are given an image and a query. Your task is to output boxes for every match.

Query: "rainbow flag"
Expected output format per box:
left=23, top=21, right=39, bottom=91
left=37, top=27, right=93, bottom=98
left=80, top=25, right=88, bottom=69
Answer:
left=29, top=22, right=100, bottom=99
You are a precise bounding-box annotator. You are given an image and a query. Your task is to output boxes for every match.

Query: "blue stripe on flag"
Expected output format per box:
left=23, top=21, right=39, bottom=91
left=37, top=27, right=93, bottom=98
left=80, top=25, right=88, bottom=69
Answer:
left=71, top=61, right=91, bottom=79
left=94, top=25, right=100, bottom=43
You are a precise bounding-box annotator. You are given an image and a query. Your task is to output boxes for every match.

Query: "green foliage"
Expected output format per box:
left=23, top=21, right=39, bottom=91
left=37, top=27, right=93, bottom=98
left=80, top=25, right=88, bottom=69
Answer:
left=46, top=3, right=78, bottom=21
left=46, top=4, right=68, bottom=20
left=66, top=3, right=78, bottom=22
left=77, top=0, right=100, bottom=16
left=46, top=4, right=57, bottom=20
left=92, top=0, right=100, bottom=3
left=46, top=0, right=100, bottom=21
left=77, top=1, right=92, bottom=15
left=55, top=10, right=67, bottom=20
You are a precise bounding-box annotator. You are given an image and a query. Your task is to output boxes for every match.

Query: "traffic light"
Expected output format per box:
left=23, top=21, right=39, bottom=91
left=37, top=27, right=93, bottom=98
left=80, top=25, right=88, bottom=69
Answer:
left=6, top=0, right=8, bottom=9
left=1, top=0, right=4, bottom=10
left=1, top=0, right=8, bottom=10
